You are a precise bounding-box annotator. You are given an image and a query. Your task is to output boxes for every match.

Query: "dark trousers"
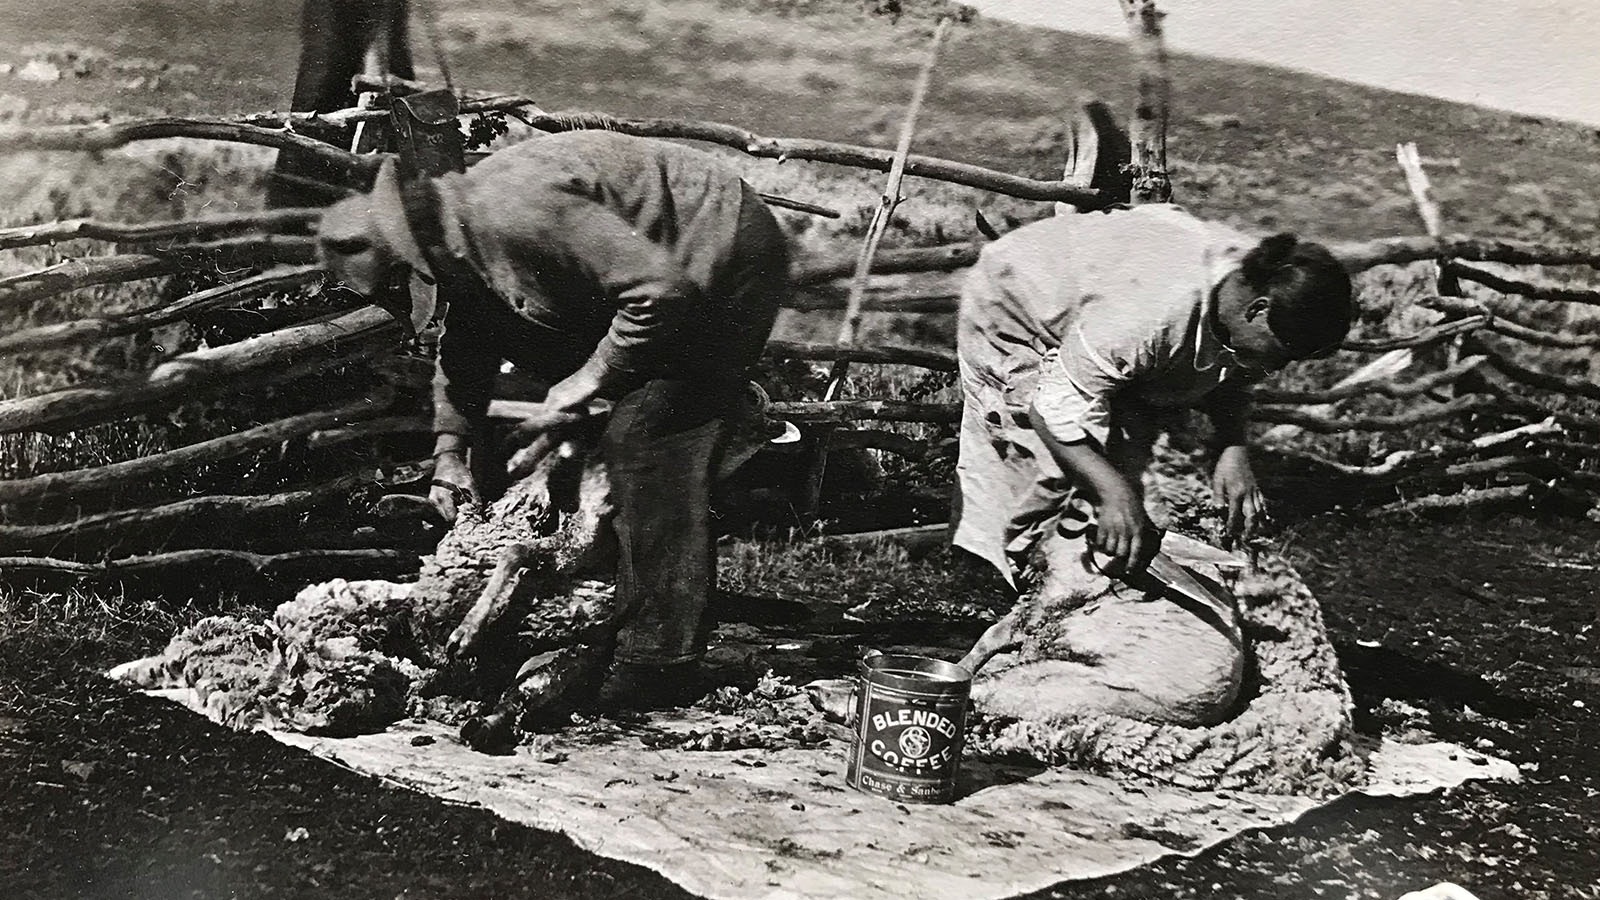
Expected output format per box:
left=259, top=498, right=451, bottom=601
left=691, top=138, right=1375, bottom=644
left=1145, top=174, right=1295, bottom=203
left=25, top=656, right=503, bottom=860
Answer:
left=599, top=188, right=789, bottom=667
left=601, top=378, right=745, bottom=666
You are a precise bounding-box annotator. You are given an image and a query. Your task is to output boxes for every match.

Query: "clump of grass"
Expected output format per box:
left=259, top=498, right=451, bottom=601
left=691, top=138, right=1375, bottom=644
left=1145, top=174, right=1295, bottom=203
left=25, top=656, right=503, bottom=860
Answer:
left=0, top=580, right=256, bottom=667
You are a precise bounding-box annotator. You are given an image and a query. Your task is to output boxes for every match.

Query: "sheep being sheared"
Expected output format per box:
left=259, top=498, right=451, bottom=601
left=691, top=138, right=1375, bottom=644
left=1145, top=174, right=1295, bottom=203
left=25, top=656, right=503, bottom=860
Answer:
left=108, top=428, right=621, bottom=744
left=110, top=391, right=786, bottom=749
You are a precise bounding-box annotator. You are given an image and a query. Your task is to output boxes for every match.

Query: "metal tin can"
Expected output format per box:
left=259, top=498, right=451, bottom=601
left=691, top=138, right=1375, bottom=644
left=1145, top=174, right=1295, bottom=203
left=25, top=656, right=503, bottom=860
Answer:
left=846, top=653, right=972, bottom=804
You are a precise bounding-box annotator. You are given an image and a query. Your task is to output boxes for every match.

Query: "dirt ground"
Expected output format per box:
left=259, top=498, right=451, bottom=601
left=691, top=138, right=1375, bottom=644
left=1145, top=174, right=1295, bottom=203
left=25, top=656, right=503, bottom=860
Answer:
left=2, top=510, right=1597, bottom=900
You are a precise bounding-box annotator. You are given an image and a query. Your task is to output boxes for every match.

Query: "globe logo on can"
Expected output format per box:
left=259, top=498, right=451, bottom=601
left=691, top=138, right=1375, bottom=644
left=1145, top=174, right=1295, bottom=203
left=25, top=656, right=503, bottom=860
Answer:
left=898, top=725, right=932, bottom=759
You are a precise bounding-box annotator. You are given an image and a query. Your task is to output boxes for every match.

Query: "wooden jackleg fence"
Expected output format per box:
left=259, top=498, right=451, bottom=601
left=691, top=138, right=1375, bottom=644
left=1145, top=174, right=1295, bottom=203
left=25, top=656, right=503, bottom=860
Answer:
left=2, top=2, right=1599, bottom=583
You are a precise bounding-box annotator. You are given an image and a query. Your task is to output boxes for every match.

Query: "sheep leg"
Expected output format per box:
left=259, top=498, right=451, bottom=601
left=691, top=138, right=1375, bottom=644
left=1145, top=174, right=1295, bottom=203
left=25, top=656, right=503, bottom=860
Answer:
left=445, top=543, right=535, bottom=660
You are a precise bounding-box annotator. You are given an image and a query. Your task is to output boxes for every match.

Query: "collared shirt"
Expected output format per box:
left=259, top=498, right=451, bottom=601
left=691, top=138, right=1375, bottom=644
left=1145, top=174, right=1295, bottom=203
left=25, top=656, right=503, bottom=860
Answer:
left=952, top=204, right=1261, bottom=580
left=405, top=131, right=785, bottom=435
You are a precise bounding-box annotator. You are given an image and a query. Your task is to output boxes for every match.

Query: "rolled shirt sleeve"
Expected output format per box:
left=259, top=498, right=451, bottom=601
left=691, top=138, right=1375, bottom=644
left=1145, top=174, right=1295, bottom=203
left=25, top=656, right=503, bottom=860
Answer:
left=1031, top=313, right=1151, bottom=449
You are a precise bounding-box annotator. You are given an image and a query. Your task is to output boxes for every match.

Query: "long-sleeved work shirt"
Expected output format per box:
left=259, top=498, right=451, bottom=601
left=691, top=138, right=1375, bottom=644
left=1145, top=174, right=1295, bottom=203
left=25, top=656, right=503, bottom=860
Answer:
left=952, top=204, right=1264, bottom=581
left=412, top=131, right=787, bottom=435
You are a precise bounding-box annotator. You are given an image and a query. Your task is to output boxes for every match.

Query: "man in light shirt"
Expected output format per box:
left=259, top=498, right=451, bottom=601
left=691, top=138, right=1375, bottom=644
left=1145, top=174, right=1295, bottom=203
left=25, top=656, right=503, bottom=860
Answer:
left=951, top=205, right=1354, bottom=723
left=954, top=204, right=1354, bottom=583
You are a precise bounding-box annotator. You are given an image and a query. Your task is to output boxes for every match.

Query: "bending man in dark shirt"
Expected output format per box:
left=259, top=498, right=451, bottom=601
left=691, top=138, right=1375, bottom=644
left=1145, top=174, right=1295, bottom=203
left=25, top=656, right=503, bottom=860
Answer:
left=318, top=131, right=791, bottom=709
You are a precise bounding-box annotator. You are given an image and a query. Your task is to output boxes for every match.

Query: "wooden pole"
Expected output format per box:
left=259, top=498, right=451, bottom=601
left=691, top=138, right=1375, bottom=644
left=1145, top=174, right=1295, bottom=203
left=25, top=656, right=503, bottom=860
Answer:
left=0, top=547, right=412, bottom=581
left=0, top=209, right=321, bottom=251
left=0, top=474, right=364, bottom=555
left=763, top=339, right=957, bottom=372
left=0, top=306, right=396, bottom=435
left=802, top=16, right=952, bottom=514
left=1446, top=262, right=1600, bottom=306
left=0, top=391, right=392, bottom=503
left=1251, top=394, right=1500, bottom=433
left=1118, top=0, right=1172, bottom=204
left=0, top=237, right=318, bottom=308
left=0, top=266, right=323, bottom=356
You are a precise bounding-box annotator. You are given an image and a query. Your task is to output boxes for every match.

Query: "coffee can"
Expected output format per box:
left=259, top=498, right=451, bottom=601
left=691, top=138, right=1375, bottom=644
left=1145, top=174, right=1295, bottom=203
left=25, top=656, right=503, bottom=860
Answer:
left=846, top=653, right=972, bottom=804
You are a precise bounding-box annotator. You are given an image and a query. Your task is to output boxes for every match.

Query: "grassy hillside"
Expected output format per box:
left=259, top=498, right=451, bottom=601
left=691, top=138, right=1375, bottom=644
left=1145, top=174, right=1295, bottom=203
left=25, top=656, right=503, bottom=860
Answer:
left=1, top=0, right=1597, bottom=244
left=0, top=0, right=1596, bottom=469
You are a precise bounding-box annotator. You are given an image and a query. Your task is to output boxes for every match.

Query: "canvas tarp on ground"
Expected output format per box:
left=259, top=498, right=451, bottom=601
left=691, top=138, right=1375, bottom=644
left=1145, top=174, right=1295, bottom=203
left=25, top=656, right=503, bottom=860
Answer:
left=148, top=688, right=1516, bottom=900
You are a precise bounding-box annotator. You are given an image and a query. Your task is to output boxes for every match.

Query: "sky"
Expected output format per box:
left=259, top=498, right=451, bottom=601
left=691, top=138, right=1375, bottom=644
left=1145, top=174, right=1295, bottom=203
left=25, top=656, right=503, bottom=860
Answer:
left=968, top=0, right=1600, bottom=127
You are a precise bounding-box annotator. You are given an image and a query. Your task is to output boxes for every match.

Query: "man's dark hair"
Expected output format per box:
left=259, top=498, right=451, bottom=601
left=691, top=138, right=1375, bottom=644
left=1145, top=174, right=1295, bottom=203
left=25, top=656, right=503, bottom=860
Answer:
left=1240, top=233, right=1356, bottom=358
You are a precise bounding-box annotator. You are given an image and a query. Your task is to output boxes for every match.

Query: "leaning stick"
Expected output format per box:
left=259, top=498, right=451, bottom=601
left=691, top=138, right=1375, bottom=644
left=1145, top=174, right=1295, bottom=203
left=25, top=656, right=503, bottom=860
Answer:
left=805, top=16, right=952, bottom=513
left=826, top=15, right=952, bottom=399
left=0, top=208, right=321, bottom=252
left=1395, top=142, right=1461, bottom=292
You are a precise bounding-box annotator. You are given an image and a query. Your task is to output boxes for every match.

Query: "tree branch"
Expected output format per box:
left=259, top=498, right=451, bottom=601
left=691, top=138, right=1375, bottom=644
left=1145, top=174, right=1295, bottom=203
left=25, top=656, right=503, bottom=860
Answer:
left=1422, top=296, right=1600, bottom=348
left=763, top=339, right=957, bottom=372
left=785, top=288, right=958, bottom=314
left=0, top=390, right=391, bottom=503
left=0, top=306, right=397, bottom=435
left=765, top=400, right=961, bottom=424
left=0, top=266, right=323, bottom=356
left=0, top=118, right=376, bottom=178
left=1335, top=235, right=1600, bottom=272
left=0, top=474, right=364, bottom=555
left=792, top=243, right=980, bottom=286
left=0, top=209, right=321, bottom=251
left=1252, top=394, right=1500, bottom=432
left=1341, top=315, right=1489, bottom=352
left=0, top=237, right=318, bottom=307
left=1267, top=417, right=1562, bottom=476
left=1483, top=345, right=1600, bottom=401
left=1254, top=356, right=1485, bottom=404
left=0, top=547, right=410, bottom=580
left=1446, top=261, right=1600, bottom=306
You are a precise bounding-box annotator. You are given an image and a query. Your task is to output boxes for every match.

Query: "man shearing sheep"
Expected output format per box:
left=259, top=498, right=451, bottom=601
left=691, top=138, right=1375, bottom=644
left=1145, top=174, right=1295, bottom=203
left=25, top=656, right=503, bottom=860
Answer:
left=952, top=203, right=1355, bottom=722
left=317, top=131, right=792, bottom=710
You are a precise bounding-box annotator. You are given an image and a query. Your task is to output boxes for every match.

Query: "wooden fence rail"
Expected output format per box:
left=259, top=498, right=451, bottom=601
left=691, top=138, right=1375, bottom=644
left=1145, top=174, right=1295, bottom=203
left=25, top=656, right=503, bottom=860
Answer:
left=0, top=306, right=395, bottom=435
left=4, top=87, right=1600, bottom=574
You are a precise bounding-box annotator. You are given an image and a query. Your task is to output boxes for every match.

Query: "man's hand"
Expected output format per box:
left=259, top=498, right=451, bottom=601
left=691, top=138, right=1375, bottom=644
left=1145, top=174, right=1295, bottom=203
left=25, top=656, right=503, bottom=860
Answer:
left=504, top=402, right=592, bottom=449
left=1212, top=444, right=1265, bottom=548
left=1094, top=487, right=1162, bottom=575
left=429, top=449, right=477, bottom=525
